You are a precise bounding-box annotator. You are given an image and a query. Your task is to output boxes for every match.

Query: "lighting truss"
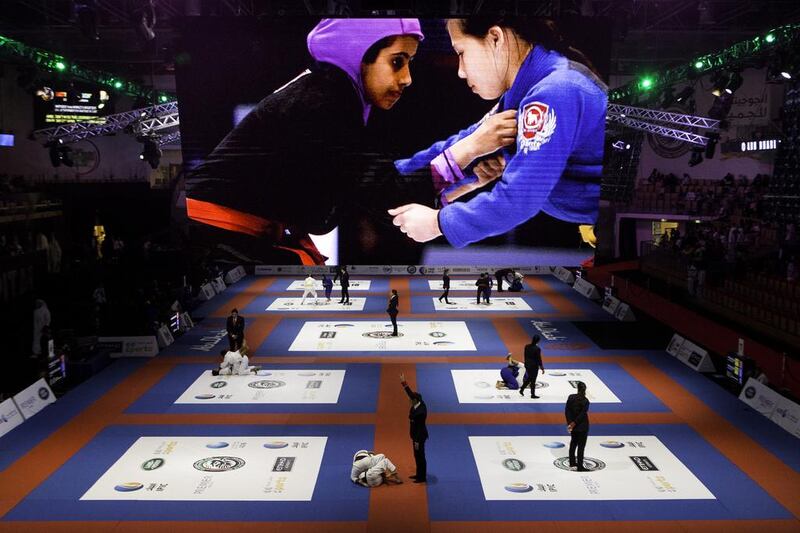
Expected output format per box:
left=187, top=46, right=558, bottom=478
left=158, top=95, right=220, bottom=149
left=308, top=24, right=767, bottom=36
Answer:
left=0, top=34, right=174, bottom=103
left=33, top=102, right=178, bottom=144
left=157, top=131, right=181, bottom=147
left=607, top=114, right=711, bottom=146
left=609, top=22, right=800, bottom=102
left=607, top=103, right=719, bottom=146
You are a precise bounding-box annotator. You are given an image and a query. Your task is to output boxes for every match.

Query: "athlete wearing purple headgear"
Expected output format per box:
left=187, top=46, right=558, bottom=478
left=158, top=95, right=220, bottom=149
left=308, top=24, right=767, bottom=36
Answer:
left=184, top=19, right=428, bottom=264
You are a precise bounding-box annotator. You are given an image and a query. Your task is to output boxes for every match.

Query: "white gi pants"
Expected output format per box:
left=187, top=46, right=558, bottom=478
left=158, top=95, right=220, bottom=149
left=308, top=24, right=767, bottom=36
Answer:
left=350, top=454, right=397, bottom=487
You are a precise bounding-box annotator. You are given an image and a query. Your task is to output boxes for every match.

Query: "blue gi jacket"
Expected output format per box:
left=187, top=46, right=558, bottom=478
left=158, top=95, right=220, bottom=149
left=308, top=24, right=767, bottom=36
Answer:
left=395, top=45, right=607, bottom=248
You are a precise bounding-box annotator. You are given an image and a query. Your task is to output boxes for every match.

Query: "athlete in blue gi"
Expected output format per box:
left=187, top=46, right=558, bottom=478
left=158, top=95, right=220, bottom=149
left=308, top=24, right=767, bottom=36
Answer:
left=388, top=16, right=607, bottom=248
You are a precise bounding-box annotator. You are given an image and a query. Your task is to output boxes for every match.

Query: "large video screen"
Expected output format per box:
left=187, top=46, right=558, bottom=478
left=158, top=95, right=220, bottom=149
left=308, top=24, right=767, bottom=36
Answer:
left=34, top=82, right=113, bottom=128
left=175, top=16, right=610, bottom=265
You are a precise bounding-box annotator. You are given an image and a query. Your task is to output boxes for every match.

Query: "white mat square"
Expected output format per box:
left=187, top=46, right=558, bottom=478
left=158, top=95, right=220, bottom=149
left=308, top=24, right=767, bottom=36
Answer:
left=81, top=436, right=327, bottom=501
left=432, top=297, right=531, bottom=311
left=469, top=435, right=714, bottom=500
left=175, top=370, right=346, bottom=404
left=451, top=369, right=620, bottom=403
left=267, top=298, right=366, bottom=311
left=286, top=280, right=371, bottom=291
left=288, top=321, right=477, bottom=351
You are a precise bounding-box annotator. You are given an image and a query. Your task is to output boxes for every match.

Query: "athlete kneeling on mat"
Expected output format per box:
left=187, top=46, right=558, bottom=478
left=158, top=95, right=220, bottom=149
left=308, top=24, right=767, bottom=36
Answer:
left=213, top=349, right=260, bottom=376
left=350, top=450, right=403, bottom=487
left=497, top=353, right=528, bottom=390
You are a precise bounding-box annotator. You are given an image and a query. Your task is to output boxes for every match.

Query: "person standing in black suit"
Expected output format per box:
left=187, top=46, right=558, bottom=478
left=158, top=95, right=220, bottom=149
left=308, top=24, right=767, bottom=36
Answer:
left=336, top=266, right=350, bottom=305
left=495, top=268, right=513, bottom=291
left=565, top=381, right=590, bottom=472
left=438, top=269, right=452, bottom=304
left=225, top=308, right=245, bottom=351
left=519, top=334, right=545, bottom=398
left=400, top=373, right=428, bottom=483
left=387, top=289, right=399, bottom=336
left=475, top=273, right=489, bottom=304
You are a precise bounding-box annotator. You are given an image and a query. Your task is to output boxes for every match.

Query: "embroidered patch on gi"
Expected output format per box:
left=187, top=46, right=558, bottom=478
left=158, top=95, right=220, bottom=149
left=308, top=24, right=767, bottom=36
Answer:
left=518, top=101, right=557, bottom=154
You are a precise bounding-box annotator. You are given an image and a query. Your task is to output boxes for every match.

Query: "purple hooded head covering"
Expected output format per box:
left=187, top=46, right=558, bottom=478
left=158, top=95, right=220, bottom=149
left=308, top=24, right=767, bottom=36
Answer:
left=307, top=18, right=424, bottom=124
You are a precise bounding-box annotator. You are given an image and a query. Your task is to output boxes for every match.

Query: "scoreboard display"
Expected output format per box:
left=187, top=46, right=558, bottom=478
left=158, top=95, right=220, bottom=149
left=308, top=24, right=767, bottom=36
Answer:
left=34, top=84, right=113, bottom=127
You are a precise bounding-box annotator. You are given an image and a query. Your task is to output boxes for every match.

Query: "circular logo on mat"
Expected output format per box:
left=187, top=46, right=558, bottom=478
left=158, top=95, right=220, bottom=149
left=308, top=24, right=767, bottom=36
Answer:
left=473, top=394, right=494, bottom=399
left=543, top=441, right=565, bottom=449
left=263, top=441, right=289, bottom=449
left=599, top=441, right=625, bottom=449
left=433, top=341, right=454, bottom=345
left=362, top=331, right=403, bottom=339
left=407, top=266, right=417, bottom=274
left=297, top=372, right=316, bottom=376
left=553, top=457, right=606, bottom=472
left=548, top=371, right=567, bottom=377
left=38, top=387, right=50, bottom=400
left=194, top=394, right=216, bottom=400
left=502, top=458, right=526, bottom=471
left=504, top=482, right=533, bottom=493
left=248, top=380, right=286, bottom=389
left=744, top=386, right=756, bottom=399
left=115, top=482, right=143, bottom=492
left=210, top=381, right=227, bottom=389
left=429, top=331, right=447, bottom=338
left=141, top=458, right=165, bottom=471
left=193, top=456, right=245, bottom=472
left=534, top=381, right=548, bottom=389
left=474, top=381, right=491, bottom=389
left=334, top=323, right=355, bottom=327
left=206, top=442, right=229, bottom=449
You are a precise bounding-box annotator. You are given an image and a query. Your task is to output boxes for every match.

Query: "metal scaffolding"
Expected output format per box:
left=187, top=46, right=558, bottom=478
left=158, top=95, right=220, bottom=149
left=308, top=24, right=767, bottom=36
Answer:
left=33, top=101, right=179, bottom=145
left=607, top=103, right=720, bottom=146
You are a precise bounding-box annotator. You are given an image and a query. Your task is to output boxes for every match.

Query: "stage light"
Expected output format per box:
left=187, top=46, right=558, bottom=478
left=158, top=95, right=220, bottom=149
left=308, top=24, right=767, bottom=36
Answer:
left=640, top=77, right=654, bottom=90
left=113, top=80, right=123, bottom=89
left=54, top=61, right=66, bottom=71
left=46, top=141, right=73, bottom=167
left=661, top=87, right=675, bottom=107
left=159, top=94, right=169, bottom=103
left=675, top=86, right=694, bottom=103
left=765, top=33, right=775, bottom=43
left=612, top=140, right=631, bottom=151
left=710, top=72, right=726, bottom=97
left=689, top=147, right=704, bottom=167
left=708, top=93, right=733, bottom=122
left=137, top=135, right=162, bottom=169
left=75, top=0, right=100, bottom=41
left=134, top=0, right=157, bottom=43
left=724, top=71, right=743, bottom=94
left=694, top=60, right=705, bottom=70
left=705, top=133, right=719, bottom=159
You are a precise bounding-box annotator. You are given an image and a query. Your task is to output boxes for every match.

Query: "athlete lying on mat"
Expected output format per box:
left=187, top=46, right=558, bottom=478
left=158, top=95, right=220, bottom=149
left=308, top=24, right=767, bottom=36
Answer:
left=212, top=349, right=260, bottom=376
left=497, top=353, right=529, bottom=390
left=351, top=450, right=403, bottom=487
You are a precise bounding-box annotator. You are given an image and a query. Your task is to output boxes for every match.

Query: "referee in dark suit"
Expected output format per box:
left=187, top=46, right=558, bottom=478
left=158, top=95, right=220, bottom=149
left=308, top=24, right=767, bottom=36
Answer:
left=400, top=373, right=428, bottom=483
left=438, top=269, right=452, bottom=304
left=387, top=289, right=399, bottom=336
left=519, top=334, right=545, bottom=398
left=565, top=381, right=590, bottom=471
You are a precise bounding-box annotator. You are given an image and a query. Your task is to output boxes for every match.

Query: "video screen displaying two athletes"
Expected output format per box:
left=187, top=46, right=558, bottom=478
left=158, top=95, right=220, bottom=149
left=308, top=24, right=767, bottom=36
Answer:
left=176, top=16, right=610, bottom=266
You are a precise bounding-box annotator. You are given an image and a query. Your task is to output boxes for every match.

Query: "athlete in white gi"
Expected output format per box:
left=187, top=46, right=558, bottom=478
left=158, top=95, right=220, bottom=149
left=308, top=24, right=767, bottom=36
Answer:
left=218, top=350, right=255, bottom=375
left=350, top=450, right=402, bottom=487
left=301, top=275, right=318, bottom=305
